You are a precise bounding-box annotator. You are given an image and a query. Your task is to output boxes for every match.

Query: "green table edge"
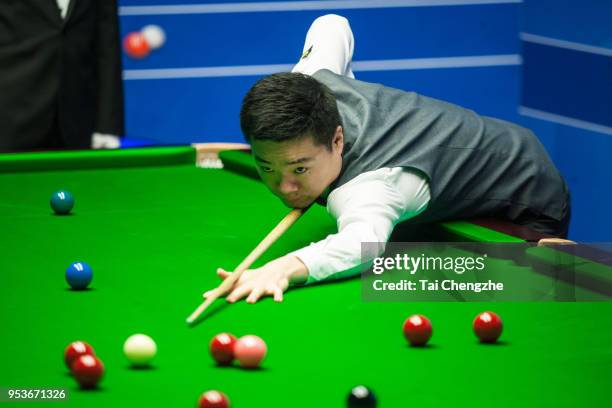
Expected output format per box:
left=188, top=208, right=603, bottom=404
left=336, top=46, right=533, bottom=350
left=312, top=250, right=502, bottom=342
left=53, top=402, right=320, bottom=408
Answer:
left=0, top=146, right=197, bottom=173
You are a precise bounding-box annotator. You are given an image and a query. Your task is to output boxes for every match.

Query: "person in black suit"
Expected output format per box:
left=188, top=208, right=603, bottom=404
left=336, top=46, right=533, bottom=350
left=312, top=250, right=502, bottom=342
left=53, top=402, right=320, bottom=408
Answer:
left=0, top=0, right=124, bottom=152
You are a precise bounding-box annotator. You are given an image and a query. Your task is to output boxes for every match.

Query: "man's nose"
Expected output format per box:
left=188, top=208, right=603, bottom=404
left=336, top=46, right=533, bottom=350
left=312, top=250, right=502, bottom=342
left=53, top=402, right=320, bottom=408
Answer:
left=278, top=177, right=299, bottom=194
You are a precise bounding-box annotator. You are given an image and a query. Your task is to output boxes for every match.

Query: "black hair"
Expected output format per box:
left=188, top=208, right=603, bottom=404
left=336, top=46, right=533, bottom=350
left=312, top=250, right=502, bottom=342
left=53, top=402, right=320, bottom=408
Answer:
left=240, top=72, right=341, bottom=149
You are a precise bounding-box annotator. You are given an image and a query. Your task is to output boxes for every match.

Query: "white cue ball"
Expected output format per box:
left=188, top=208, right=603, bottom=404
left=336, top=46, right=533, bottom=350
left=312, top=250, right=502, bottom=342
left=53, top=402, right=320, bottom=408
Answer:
left=123, top=334, right=157, bottom=366
left=141, top=25, right=166, bottom=50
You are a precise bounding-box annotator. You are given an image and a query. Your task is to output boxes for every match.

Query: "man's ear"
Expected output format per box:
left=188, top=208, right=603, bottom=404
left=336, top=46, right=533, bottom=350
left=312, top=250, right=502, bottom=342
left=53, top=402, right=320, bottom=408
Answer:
left=332, top=126, right=344, bottom=154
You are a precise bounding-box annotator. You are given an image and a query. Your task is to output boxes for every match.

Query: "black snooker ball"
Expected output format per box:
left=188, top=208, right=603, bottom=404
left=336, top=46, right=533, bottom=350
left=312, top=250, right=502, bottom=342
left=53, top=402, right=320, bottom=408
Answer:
left=347, top=385, right=376, bottom=407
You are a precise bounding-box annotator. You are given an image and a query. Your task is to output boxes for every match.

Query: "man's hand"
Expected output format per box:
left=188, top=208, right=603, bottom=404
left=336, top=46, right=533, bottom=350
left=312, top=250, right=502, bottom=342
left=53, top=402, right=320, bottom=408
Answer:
left=204, top=255, right=309, bottom=304
left=537, top=238, right=576, bottom=247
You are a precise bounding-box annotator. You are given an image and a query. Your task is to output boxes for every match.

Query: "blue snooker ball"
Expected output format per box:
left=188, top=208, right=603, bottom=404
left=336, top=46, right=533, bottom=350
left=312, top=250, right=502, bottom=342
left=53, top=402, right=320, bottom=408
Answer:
left=50, top=190, right=74, bottom=215
left=66, top=262, right=93, bottom=290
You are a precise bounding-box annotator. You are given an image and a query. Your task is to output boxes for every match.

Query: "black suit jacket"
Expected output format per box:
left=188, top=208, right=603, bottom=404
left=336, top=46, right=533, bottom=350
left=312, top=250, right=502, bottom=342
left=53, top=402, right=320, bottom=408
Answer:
left=0, top=0, right=124, bottom=151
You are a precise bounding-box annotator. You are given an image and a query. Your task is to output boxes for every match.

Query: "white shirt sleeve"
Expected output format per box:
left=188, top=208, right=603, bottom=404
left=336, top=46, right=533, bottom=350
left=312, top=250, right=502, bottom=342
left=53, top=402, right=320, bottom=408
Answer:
left=290, top=167, right=431, bottom=282
left=56, top=0, right=70, bottom=19
left=291, top=14, right=355, bottom=78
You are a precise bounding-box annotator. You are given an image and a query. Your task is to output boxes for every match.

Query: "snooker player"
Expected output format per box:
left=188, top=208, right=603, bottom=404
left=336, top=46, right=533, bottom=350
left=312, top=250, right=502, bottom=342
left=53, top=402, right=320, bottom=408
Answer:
left=208, top=15, right=571, bottom=304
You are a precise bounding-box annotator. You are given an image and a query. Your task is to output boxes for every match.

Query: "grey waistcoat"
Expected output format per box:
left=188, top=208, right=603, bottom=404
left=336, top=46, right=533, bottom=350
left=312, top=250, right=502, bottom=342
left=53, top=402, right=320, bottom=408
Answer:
left=313, top=69, right=567, bottom=223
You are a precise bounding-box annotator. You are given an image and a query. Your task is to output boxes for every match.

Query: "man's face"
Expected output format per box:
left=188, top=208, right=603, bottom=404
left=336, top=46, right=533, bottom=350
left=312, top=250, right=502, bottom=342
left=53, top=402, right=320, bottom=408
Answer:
left=251, top=127, right=344, bottom=208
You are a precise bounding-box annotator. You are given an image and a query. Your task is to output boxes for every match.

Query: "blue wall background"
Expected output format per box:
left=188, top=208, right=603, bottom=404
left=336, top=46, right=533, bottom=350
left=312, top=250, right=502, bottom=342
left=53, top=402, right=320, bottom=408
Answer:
left=118, top=0, right=612, bottom=241
left=517, top=0, right=612, bottom=241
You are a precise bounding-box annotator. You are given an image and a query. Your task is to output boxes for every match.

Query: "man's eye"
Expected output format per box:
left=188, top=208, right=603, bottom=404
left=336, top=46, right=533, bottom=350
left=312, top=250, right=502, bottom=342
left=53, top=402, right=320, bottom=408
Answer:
left=294, top=167, right=307, bottom=174
left=260, top=166, right=274, bottom=173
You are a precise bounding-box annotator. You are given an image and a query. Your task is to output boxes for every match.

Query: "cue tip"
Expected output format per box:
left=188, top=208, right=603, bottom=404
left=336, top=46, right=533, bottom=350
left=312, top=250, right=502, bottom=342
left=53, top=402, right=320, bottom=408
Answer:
left=186, top=297, right=214, bottom=325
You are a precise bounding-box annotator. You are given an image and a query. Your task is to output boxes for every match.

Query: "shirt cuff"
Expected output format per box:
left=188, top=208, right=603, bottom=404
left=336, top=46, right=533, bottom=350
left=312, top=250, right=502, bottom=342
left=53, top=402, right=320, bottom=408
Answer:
left=289, top=245, right=323, bottom=284
left=289, top=244, right=366, bottom=285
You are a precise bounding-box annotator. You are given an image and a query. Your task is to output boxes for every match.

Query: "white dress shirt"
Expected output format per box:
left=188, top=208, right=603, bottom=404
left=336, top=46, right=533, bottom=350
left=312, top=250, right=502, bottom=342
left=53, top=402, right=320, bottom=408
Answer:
left=291, top=167, right=431, bottom=282
left=290, top=15, right=432, bottom=282
left=56, top=0, right=70, bottom=19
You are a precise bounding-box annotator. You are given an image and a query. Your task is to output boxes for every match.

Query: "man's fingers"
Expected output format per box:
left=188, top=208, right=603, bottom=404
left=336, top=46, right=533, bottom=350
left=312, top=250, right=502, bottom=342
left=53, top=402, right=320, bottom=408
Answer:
left=202, top=269, right=232, bottom=298
left=537, top=238, right=576, bottom=247
left=273, top=287, right=284, bottom=302
left=246, top=287, right=265, bottom=304
left=212, top=269, right=286, bottom=304
left=226, top=284, right=252, bottom=303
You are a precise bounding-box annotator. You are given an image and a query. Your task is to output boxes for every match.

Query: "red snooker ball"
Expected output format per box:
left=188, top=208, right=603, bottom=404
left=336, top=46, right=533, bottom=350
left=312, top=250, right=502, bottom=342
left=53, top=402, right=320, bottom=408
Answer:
left=234, top=335, right=267, bottom=368
left=123, top=32, right=151, bottom=59
left=403, top=314, right=432, bottom=346
left=473, top=311, right=503, bottom=343
left=64, top=341, right=95, bottom=369
left=198, top=390, right=230, bottom=408
left=71, top=355, right=104, bottom=388
left=209, top=333, right=237, bottom=365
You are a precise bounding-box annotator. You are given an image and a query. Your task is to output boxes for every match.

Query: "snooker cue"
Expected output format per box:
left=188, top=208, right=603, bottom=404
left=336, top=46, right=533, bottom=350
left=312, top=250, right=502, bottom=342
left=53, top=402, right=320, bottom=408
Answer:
left=186, top=208, right=305, bottom=324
